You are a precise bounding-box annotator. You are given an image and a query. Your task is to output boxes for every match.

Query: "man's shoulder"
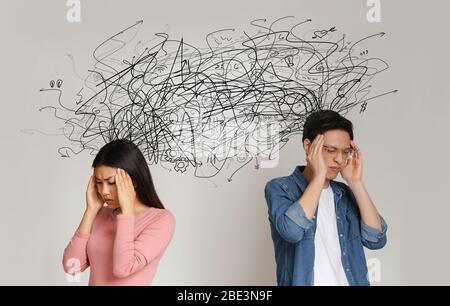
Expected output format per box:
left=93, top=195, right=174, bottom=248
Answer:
left=265, top=172, right=301, bottom=201
left=265, top=174, right=295, bottom=189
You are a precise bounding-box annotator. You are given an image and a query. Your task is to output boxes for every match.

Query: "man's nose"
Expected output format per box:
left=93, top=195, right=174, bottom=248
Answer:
left=334, top=151, right=344, bottom=164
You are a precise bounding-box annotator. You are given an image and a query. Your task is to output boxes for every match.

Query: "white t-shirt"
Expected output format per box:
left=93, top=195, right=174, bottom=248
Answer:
left=313, top=185, right=349, bottom=286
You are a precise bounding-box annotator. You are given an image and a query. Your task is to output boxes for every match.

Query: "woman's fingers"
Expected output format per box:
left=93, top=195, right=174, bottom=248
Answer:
left=116, top=168, right=134, bottom=192
left=88, top=175, right=96, bottom=192
left=126, top=172, right=134, bottom=190
left=115, top=168, right=123, bottom=192
left=123, top=170, right=134, bottom=191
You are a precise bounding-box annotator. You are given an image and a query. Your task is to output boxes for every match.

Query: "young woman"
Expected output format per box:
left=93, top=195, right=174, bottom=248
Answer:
left=63, top=139, right=175, bottom=285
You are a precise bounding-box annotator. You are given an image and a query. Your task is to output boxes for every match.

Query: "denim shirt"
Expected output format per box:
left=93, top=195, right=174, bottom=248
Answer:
left=264, top=166, right=388, bottom=286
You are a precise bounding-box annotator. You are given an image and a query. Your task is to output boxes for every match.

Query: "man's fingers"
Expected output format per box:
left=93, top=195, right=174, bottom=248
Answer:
left=355, top=145, right=362, bottom=158
left=317, top=136, right=325, bottom=158
left=312, top=134, right=323, bottom=157
left=308, top=134, right=319, bottom=155
left=355, top=147, right=361, bottom=161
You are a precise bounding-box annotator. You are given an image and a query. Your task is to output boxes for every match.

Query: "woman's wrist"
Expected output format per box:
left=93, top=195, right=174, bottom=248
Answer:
left=85, top=206, right=101, bottom=215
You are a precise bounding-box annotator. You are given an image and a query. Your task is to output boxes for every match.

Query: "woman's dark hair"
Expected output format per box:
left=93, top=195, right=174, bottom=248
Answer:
left=92, top=139, right=164, bottom=209
left=302, top=110, right=354, bottom=142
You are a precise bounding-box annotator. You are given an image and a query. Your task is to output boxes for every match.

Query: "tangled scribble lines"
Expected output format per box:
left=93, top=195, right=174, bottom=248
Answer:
left=37, top=17, right=396, bottom=181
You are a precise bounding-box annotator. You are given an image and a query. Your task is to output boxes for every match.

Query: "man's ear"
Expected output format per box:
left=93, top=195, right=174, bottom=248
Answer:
left=303, top=139, right=311, bottom=155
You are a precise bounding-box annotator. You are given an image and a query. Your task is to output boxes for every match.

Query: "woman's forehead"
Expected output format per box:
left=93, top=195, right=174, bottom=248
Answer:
left=94, top=165, right=117, bottom=178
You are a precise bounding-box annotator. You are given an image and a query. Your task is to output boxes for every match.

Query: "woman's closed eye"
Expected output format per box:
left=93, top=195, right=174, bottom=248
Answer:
left=96, top=181, right=116, bottom=185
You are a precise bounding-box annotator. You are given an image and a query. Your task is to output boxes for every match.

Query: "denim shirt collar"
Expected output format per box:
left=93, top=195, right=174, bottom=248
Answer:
left=292, top=165, right=345, bottom=198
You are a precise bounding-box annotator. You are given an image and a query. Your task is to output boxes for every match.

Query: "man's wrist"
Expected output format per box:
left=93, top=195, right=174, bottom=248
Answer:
left=348, top=180, right=364, bottom=189
left=311, top=174, right=326, bottom=185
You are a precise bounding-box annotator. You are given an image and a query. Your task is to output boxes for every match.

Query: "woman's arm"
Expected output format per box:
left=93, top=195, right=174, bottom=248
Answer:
left=62, top=174, right=103, bottom=275
left=62, top=208, right=100, bottom=275
left=112, top=210, right=175, bottom=278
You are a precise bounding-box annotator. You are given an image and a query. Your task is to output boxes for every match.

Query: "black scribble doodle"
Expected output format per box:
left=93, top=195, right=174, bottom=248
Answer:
left=34, top=17, right=397, bottom=181
left=360, top=102, right=368, bottom=113
left=19, top=129, right=64, bottom=137
left=312, top=26, right=337, bottom=39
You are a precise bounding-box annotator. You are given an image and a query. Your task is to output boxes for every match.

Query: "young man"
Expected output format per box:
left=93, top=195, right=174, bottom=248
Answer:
left=264, top=110, right=387, bottom=286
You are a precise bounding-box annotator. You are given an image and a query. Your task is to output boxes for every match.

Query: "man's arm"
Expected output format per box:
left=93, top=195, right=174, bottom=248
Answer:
left=298, top=176, right=323, bottom=220
left=348, top=181, right=382, bottom=231
left=300, top=134, right=328, bottom=220
left=340, top=141, right=387, bottom=249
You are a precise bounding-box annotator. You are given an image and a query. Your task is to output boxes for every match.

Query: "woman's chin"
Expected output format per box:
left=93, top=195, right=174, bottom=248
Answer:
left=106, top=202, right=119, bottom=209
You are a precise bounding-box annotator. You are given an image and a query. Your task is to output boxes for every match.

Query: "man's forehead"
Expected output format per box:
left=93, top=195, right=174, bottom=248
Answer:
left=323, top=136, right=352, bottom=149
left=323, top=130, right=351, bottom=142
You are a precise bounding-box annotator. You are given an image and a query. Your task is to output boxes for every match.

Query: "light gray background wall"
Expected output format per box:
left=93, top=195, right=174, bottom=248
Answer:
left=0, top=0, right=449, bottom=285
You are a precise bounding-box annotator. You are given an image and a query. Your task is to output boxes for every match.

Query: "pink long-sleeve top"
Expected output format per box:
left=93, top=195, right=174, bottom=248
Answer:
left=62, top=206, right=175, bottom=285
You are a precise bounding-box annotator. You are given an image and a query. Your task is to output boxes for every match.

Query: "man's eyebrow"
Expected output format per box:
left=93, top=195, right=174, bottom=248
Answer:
left=95, top=175, right=115, bottom=181
left=324, top=145, right=353, bottom=150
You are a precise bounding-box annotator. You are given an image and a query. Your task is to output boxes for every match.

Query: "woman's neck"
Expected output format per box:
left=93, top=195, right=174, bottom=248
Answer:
left=112, top=201, right=150, bottom=216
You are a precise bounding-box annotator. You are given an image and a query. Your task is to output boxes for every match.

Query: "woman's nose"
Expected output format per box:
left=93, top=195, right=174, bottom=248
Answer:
left=99, top=184, right=111, bottom=195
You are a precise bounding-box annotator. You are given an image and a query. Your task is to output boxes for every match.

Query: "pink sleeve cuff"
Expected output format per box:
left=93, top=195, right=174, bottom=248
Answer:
left=75, top=229, right=91, bottom=239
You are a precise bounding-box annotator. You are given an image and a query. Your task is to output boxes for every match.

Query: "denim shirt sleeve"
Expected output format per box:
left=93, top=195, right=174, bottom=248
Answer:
left=264, top=180, right=314, bottom=243
left=344, top=183, right=388, bottom=250
left=361, top=215, right=388, bottom=250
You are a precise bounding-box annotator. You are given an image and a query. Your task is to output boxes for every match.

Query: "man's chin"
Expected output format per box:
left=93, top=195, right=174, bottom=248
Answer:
left=326, top=172, right=339, bottom=180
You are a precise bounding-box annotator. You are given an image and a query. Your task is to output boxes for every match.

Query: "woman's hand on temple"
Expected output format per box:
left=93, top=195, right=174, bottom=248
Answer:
left=86, top=174, right=104, bottom=213
left=116, top=168, right=136, bottom=215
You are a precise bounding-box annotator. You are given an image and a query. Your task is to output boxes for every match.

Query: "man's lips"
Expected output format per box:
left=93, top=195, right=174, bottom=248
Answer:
left=329, top=166, right=341, bottom=172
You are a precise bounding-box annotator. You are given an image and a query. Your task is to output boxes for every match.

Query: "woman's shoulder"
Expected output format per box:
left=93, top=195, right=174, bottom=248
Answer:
left=139, top=207, right=175, bottom=229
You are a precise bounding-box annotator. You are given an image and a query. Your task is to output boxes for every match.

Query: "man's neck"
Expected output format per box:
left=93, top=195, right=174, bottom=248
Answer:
left=302, top=164, right=330, bottom=189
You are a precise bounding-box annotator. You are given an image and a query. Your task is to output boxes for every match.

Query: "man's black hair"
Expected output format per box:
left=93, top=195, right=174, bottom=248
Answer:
left=302, top=110, right=354, bottom=142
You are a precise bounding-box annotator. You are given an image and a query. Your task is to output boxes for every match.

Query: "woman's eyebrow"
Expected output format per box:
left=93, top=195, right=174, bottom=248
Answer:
left=95, top=175, right=115, bottom=181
